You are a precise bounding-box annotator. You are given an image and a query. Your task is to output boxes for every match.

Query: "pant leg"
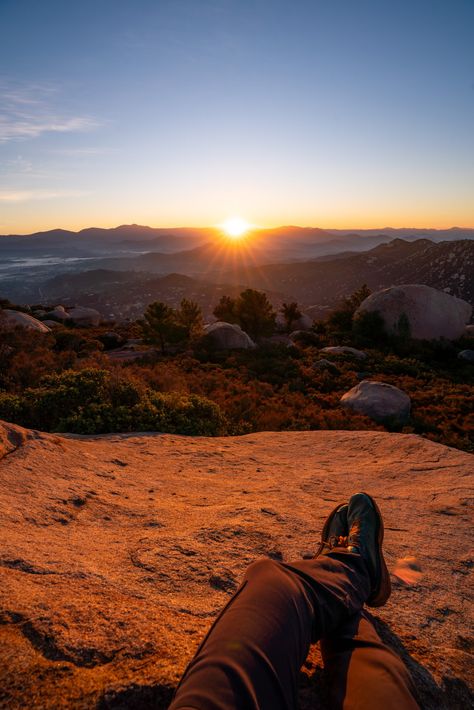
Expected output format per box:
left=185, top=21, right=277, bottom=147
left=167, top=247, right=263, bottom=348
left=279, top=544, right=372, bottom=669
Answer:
left=170, top=550, right=371, bottom=710
left=321, top=610, right=419, bottom=709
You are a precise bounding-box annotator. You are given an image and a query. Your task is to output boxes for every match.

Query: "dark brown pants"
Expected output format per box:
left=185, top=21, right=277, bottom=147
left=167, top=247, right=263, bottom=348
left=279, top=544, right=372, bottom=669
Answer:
left=170, top=551, right=419, bottom=709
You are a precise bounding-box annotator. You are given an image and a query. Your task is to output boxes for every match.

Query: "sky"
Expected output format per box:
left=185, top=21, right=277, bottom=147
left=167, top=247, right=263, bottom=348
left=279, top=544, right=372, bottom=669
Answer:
left=0, top=0, right=473, bottom=233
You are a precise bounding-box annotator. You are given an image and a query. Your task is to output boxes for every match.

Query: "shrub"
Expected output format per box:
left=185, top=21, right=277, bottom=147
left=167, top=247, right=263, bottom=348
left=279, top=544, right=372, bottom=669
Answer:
left=353, top=310, right=387, bottom=346
left=0, top=368, right=225, bottom=436
left=0, top=392, right=23, bottom=423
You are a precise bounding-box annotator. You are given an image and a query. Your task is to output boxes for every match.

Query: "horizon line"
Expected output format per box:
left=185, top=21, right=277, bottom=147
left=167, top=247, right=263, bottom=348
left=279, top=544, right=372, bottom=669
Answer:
left=2, top=222, right=474, bottom=237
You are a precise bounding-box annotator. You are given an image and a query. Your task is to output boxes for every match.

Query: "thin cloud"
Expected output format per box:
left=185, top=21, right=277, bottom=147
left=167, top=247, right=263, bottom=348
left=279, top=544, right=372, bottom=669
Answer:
left=0, top=189, right=89, bottom=202
left=53, top=146, right=115, bottom=156
left=0, top=81, right=102, bottom=142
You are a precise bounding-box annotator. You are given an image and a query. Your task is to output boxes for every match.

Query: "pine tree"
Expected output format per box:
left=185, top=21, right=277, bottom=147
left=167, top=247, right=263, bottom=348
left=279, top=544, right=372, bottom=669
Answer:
left=141, top=302, right=182, bottom=353
left=281, top=302, right=302, bottom=332
left=176, top=299, right=204, bottom=340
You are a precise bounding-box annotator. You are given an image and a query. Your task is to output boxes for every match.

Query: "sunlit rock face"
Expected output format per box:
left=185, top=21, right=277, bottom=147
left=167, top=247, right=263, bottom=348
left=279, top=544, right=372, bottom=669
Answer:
left=355, top=284, right=472, bottom=341
left=1, top=309, right=51, bottom=333
left=340, top=380, right=411, bottom=425
left=0, top=421, right=472, bottom=709
left=204, top=321, right=256, bottom=349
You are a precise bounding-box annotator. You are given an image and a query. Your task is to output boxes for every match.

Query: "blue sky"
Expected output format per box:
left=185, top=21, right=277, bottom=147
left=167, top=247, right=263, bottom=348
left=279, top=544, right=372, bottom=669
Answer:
left=0, top=0, right=473, bottom=232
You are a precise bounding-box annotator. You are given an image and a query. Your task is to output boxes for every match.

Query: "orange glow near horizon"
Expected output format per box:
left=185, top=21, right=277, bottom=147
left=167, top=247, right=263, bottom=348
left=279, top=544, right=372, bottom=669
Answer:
left=219, top=217, right=253, bottom=239
left=1, top=209, right=474, bottom=236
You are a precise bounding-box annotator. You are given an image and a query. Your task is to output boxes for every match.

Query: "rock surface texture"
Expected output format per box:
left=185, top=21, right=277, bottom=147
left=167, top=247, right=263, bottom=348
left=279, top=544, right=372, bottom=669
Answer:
left=356, top=284, right=472, bottom=341
left=1, top=309, right=51, bottom=333
left=0, top=421, right=472, bottom=710
left=67, top=306, right=101, bottom=327
left=204, top=321, right=256, bottom=349
left=340, top=380, right=412, bottom=424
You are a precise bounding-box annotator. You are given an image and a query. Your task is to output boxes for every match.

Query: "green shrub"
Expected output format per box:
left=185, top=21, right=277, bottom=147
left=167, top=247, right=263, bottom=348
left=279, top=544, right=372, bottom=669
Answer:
left=0, top=368, right=226, bottom=436
left=0, top=392, right=24, bottom=423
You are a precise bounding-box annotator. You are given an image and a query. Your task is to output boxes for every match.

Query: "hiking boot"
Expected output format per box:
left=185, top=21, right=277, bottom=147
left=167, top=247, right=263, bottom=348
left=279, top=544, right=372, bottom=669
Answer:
left=315, top=503, right=348, bottom=557
left=347, top=492, right=391, bottom=607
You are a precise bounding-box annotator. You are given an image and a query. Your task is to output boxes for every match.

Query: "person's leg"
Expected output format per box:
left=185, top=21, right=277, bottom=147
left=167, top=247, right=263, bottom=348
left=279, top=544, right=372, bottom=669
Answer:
left=321, top=610, right=419, bottom=709
left=169, top=550, right=371, bottom=710
left=170, top=494, right=401, bottom=710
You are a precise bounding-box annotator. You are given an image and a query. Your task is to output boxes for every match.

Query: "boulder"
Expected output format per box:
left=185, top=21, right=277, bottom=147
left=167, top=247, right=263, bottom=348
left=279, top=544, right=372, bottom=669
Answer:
left=68, top=306, right=101, bottom=327
left=465, top=325, right=474, bottom=338
left=341, top=380, right=411, bottom=424
left=321, top=346, right=367, bottom=359
left=458, top=349, right=474, bottom=362
left=276, top=312, right=313, bottom=332
left=42, top=319, right=62, bottom=329
left=355, top=284, right=472, bottom=341
left=46, top=305, right=71, bottom=322
left=0, top=309, right=51, bottom=333
left=204, top=322, right=256, bottom=349
left=313, top=358, right=340, bottom=374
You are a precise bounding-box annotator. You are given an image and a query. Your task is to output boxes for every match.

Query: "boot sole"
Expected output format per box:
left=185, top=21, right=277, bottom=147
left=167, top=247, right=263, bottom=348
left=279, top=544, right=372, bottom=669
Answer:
left=361, top=492, right=392, bottom=607
left=314, top=502, right=346, bottom=557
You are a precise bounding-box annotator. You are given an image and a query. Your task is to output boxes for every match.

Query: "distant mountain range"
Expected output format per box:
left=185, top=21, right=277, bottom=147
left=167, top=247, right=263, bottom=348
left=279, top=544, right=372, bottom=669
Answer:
left=2, top=224, right=473, bottom=263
left=3, top=236, right=473, bottom=321
left=1, top=224, right=473, bottom=320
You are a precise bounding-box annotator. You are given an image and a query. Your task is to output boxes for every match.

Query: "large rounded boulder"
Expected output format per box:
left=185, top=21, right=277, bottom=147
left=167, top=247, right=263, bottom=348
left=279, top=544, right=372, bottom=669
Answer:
left=355, top=284, right=472, bottom=341
left=204, top=322, right=256, bottom=349
left=68, top=307, right=101, bottom=327
left=0, top=309, right=51, bottom=333
left=340, top=380, right=411, bottom=424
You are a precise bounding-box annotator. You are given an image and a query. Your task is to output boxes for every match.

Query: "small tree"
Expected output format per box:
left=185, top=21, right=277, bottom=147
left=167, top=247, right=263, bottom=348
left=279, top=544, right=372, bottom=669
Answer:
left=236, top=289, right=276, bottom=340
left=213, top=295, right=238, bottom=323
left=141, top=301, right=183, bottom=353
left=353, top=310, right=387, bottom=345
left=346, top=284, right=372, bottom=311
left=328, top=285, right=372, bottom=334
left=176, top=299, right=204, bottom=340
left=281, top=302, right=302, bottom=332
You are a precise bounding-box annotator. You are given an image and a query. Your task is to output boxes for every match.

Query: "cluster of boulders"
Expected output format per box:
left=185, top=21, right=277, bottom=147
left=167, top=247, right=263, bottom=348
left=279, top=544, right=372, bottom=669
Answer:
left=0, top=305, right=102, bottom=332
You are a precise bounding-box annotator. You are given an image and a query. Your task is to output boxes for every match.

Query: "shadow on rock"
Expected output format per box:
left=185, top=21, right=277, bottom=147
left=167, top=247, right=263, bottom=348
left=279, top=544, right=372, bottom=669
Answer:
left=372, top=615, right=474, bottom=710
left=97, top=684, right=174, bottom=709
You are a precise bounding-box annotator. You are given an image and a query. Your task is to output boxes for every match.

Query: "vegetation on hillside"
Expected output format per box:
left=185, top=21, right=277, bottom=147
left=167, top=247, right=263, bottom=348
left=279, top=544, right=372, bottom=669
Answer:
left=0, top=290, right=472, bottom=450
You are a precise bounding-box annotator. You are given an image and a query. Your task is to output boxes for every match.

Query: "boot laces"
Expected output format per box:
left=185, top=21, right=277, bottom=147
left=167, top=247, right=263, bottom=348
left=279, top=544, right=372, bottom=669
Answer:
left=327, top=534, right=348, bottom=549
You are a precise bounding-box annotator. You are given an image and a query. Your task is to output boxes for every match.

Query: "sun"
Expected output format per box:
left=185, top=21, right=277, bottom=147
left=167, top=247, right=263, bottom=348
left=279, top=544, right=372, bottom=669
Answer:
left=220, top=216, right=252, bottom=239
